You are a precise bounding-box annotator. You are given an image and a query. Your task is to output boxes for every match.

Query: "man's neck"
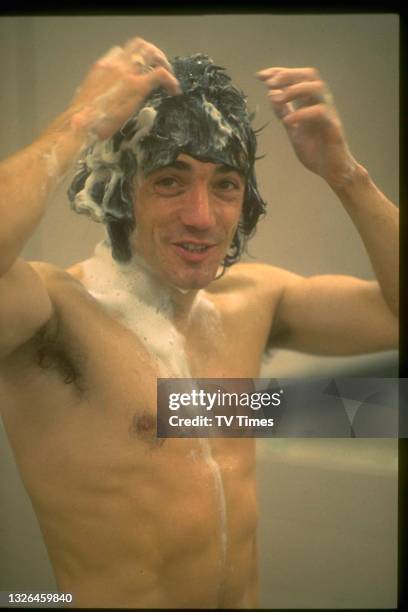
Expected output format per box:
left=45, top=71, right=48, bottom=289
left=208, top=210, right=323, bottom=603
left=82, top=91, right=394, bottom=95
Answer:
left=87, top=240, right=203, bottom=324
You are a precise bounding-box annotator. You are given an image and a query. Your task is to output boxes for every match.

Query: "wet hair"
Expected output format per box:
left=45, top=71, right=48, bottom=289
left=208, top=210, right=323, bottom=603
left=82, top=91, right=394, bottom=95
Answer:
left=67, top=54, right=267, bottom=267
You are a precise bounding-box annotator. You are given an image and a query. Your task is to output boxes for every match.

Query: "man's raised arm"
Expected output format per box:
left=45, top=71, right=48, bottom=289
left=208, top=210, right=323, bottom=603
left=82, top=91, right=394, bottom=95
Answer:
left=257, top=67, right=398, bottom=355
left=0, top=37, right=180, bottom=357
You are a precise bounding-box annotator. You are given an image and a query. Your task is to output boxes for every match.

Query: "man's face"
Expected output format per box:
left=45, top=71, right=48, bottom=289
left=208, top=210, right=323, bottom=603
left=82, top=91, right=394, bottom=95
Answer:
left=131, top=154, right=245, bottom=290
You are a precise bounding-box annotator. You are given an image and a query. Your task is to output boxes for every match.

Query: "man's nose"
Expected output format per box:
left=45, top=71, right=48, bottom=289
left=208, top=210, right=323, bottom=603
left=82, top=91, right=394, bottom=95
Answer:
left=179, top=183, right=216, bottom=231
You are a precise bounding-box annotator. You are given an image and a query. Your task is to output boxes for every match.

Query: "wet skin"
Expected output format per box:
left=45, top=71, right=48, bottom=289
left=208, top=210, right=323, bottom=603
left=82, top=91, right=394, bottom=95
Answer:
left=0, top=155, right=283, bottom=608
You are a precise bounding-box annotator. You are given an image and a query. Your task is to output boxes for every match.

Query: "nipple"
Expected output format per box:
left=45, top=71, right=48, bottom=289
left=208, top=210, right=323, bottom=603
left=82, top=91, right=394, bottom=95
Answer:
left=129, top=412, right=164, bottom=448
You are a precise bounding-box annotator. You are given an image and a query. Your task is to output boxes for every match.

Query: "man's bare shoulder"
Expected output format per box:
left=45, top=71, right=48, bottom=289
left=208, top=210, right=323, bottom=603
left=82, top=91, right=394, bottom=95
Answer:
left=28, top=260, right=87, bottom=292
left=205, top=261, right=294, bottom=297
left=0, top=262, right=88, bottom=374
left=24, top=261, right=92, bottom=332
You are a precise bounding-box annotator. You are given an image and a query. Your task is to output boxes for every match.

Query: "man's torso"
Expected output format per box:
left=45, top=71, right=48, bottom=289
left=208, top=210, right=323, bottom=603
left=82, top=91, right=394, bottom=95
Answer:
left=0, top=258, right=281, bottom=608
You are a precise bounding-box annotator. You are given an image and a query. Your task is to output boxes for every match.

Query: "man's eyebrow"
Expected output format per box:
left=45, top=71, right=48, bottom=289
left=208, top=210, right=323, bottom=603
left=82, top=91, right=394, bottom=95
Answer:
left=214, top=164, right=245, bottom=177
left=157, top=160, right=191, bottom=172
left=151, top=160, right=244, bottom=176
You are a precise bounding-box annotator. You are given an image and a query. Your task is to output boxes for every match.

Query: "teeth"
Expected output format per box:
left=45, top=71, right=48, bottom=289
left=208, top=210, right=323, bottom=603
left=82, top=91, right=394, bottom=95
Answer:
left=180, top=243, right=208, bottom=252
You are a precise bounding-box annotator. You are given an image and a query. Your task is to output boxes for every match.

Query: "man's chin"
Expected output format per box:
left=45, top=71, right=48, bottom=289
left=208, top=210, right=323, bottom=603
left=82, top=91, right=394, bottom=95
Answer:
left=171, top=277, right=214, bottom=292
left=167, top=268, right=220, bottom=292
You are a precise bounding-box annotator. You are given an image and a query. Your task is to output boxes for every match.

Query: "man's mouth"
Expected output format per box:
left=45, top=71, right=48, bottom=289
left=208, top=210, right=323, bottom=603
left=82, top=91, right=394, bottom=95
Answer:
left=172, top=241, right=217, bottom=262
left=178, top=242, right=210, bottom=252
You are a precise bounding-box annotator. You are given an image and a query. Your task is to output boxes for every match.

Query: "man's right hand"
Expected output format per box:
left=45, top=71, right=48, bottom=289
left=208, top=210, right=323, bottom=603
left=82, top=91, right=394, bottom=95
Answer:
left=67, top=37, right=181, bottom=141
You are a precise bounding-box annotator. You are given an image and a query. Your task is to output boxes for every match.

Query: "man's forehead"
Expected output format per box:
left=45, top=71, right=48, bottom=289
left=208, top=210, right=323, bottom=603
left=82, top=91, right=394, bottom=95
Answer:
left=141, top=154, right=245, bottom=178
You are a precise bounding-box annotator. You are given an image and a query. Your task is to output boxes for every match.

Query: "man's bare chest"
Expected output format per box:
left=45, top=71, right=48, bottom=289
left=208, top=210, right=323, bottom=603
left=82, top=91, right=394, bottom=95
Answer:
left=51, top=279, right=265, bottom=387
left=0, top=282, right=260, bottom=608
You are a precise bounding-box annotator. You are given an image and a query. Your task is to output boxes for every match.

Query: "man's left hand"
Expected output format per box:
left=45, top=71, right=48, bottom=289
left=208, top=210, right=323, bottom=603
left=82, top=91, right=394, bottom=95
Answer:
left=257, top=66, right=358, bottom=188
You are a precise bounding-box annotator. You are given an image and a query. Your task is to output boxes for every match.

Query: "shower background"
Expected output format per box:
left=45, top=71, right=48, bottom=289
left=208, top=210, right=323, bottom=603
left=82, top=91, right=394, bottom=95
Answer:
left=0, top=13, right=398, bottom=608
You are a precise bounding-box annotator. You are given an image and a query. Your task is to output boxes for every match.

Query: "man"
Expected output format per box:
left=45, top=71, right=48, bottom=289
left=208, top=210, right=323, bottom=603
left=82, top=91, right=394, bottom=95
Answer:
left=0, top=36, right=398, bottom=608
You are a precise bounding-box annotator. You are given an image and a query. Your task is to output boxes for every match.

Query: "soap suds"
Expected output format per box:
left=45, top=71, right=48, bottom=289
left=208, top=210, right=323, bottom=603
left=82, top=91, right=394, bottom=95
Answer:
left=201, top=98, right=245, bottom=151
left=41, top=146, right=73, bottom=186
left=128, top=106, right=158, bottom=165
left=81, top=240, right=190, bottom=377
left=42, top=148, right=59, bottom=178
left=199, top=437, right=228, bottom=600
left=69, top=104, right=157, bottom=224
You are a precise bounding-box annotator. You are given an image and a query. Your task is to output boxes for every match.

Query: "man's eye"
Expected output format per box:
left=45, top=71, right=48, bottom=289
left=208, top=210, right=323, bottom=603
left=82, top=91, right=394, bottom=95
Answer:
left=216, top=179, right=240, bottom=191
left=155, top=177, right=180, bottom=188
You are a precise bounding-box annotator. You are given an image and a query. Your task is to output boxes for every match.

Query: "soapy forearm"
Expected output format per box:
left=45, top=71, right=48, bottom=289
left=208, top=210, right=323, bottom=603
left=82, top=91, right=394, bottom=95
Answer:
left=0, top=108, right=94, bottom=277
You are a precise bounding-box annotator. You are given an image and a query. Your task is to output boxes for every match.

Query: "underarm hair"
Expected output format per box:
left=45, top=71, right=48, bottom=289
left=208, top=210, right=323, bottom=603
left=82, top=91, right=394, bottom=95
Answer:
left=34, top=323, right=85, bottom=393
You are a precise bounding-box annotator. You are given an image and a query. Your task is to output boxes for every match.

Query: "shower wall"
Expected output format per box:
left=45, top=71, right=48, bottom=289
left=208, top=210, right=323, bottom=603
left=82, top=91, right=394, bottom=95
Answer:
left=0, top=13, right=399, bottom=608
